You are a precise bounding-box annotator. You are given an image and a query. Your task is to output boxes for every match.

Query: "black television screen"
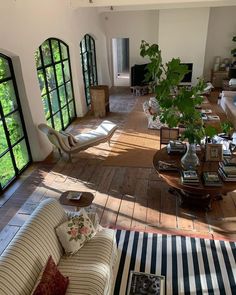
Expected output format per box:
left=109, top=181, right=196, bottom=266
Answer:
left=229, top=68, right=236, bottom=79
left=131, top=63, right=152, bottom=86
left=180, top=63, right=193, bottom=83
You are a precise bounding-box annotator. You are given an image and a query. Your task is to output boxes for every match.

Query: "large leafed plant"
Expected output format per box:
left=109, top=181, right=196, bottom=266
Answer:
left=140, top=40, right=214, bottom=144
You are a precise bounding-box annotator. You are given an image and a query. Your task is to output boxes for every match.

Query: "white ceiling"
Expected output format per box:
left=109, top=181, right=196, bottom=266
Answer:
left=71, top=0, right=236, bottom=10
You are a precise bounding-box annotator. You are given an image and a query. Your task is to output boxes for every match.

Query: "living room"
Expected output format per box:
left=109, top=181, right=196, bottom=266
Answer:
left=1, top=0, right=236, bottom=294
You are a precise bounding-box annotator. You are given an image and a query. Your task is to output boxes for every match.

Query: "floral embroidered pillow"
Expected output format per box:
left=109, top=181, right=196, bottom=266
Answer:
left=55, top=209, right=96, bottom=255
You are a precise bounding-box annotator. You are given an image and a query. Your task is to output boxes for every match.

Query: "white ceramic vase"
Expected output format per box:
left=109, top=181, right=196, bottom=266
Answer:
left=181, top=143, right=199, bottom=170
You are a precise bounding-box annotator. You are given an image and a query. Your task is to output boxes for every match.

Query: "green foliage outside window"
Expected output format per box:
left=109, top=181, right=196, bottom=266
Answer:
left=35, top=38, right=76, bottom=131
left=0, top=55, right=31, bottom=190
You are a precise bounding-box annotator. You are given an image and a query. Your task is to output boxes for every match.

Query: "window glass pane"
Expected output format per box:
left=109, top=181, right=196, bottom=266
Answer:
left=69, top=101, right=75, bottom=119
left=53, top=112, right=62, bottom=131
left=66, top=82, right=73, bottom=101
left=6, top=111, right=24, bottom=145
left=81, top=39, right=86, bottom=53
left=86, top=88, right=90, bottom=103
left=93, top=67, right=98, bottom=84
left=55, top=63, right=63, bottom=86
left=47, top=118, right=52, bottom=127
left=91, top=39, right=95, bottom=50
left=49, top=90, right=59, bottom=114
left=0, top=56, right=10, bottom=80
left=85, top=35, right=90, bottom=49
left=84, top=72, right=89, bottom=87
left=0, top=81, right=18, bottom=116
left=90, top=73, right=94, bottom=84
left=61, top=43, right=68, bottom=60
left=92, top=51, right=97, bottom=68
left=35, top=49, right=41, bottom=68
left=0, top=121, right=8, bottom=154
left=63, top=60, right=70, bottom=82
left=42, top=95, right=50, bottom=119
left=37, top=70, right=46, bottom=96
left=46, top=66, right=56, bottom=91
left=83, top=53, right=88, bottom=70
left=83, top=53, right=88, bottom=71
left=0, top=152, right=15, bottom=188
left=41, top=40, right=52, bottom=66
left=59, top=85, right=66, bottom=107
left=51, top=39, right=60, bottom=63
left=13, top=139, right=29, bottom=171
left=62, top=107, right=69, bottom=128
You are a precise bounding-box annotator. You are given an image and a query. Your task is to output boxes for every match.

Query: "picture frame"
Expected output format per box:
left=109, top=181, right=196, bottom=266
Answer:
left=205, top=143, right=223, bottom=162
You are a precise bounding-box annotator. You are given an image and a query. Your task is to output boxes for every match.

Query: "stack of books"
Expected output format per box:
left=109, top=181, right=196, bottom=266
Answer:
left=218, top=159, right=236, bottom=181
left=207, top=115, right=220, bottom=121
left=181, top=170, right=200, bottom=185
left=157, top=160, right=179, bottom=172
left=167, top=140, right=186, bottom=154
left=201, top=109, right=212, bottom=114
left=203, top=172, right=223, bottom=186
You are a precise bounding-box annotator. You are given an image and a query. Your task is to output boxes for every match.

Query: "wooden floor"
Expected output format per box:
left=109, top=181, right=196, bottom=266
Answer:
left=1, top=88, right=236, bottom=254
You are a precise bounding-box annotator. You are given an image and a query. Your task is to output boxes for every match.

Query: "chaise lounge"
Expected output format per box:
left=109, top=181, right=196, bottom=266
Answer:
left=38, top=120, right=118, bottom=160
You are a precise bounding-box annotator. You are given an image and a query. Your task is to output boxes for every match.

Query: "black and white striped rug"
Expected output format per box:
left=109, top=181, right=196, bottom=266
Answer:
left=113, top=229, right=236, bottom=295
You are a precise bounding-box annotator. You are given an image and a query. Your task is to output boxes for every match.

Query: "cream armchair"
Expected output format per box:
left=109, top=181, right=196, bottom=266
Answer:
left=38, top=120, right=118, bottom=160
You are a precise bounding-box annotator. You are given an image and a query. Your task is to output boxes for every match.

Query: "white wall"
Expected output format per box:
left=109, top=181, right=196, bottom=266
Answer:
left=0, top=0, right=110, bottom=161
left=204, top=6, right=236, bottom=80
left=158, top=8, right=210, bottom=85
left=101, top=10, right=159, bottom=84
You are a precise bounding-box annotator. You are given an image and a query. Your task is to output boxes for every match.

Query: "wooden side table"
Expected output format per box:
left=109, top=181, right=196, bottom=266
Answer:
left=59, top=191, right=94, bottom=210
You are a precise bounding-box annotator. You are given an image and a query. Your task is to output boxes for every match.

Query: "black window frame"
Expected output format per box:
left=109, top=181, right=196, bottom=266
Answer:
left=80, top=34, right=98, bottom=106
left=0, top=53, right=32, bottom=191
left=36, top=38, right=77, bottom=131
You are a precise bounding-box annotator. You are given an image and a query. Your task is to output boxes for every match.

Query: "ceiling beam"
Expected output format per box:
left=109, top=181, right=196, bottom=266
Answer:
left=71, top=0, right=236, bottom=9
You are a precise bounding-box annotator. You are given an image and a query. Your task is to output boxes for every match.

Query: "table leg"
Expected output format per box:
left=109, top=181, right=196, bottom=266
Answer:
left=168, top=187, right=212, bottom=211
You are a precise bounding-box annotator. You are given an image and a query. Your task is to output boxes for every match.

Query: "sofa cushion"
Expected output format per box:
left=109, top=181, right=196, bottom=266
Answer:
left=33, top=256, right=69, bottom=295
left=58, top=228, right=117, bottom=295
left=74, top=120, right=117, bottom=148
left=56, top=209, right=96, bottom=255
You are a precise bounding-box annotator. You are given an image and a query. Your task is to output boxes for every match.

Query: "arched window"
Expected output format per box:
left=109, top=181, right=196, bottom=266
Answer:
left=0, top=54, right=31, bottom=191
left=80, top=34, right=98, bottom=106
left=35, top=38, right=76, bottom=131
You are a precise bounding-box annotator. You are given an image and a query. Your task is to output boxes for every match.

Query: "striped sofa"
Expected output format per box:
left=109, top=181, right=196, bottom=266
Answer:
left=0, top=198, right=117, bottom=295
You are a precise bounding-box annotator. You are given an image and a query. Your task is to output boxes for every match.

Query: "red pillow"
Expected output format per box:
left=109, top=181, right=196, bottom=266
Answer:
left=33, top=256, right=69, bottom=295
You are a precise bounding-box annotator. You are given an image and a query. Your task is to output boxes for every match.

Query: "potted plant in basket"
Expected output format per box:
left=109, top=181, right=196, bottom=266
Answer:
left=140, top=40, right=216, bottom=170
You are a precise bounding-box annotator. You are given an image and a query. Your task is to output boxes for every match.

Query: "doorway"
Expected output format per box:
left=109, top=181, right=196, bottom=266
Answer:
left=112, top=38, right=130, bottom=86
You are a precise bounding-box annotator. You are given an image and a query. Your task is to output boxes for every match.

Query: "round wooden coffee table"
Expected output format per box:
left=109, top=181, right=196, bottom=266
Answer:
left=59, top=191, right=94, bottom=210
left=153, top=147, right=236, bottom=210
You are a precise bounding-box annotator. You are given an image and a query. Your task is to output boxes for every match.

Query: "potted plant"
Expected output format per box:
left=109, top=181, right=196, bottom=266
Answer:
left=231, top=36, right=236, bottom=57
left=140, top=40, right=212, bottom=169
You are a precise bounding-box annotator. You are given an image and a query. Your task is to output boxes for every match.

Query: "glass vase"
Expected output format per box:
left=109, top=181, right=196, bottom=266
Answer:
left=181, top=143, right=199, bottom=170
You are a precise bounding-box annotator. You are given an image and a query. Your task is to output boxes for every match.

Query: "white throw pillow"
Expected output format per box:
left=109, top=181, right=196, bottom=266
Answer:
left=56, top=209, right=96, bottom=255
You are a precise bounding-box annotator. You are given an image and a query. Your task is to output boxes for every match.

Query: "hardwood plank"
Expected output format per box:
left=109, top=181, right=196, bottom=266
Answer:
left=131, top=178, right=148, bottom=231
left=146, top=180, right=161, bottom=227
left=177, top=206, right=195, bottom=231
left=159, top=184, right=177, bottom=229
left=92, top=191, right=109, bottom=222
left=116, top=194, right=135, bottom=229
left=100, top=195, right=121, bottom=228
left=97, top=167, right=116, bottom=194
